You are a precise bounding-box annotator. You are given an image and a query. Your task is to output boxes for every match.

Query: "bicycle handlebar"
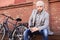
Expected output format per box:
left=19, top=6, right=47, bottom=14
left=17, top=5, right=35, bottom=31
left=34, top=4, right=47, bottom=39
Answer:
left=0, top=14, right=14, bottom=20
left=0, top=14, right=22, bottom=22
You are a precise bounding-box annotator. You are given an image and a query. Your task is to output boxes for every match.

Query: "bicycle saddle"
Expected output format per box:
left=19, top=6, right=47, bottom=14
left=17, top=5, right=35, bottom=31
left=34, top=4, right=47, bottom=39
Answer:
left=16, top=18, right=22, bottom=21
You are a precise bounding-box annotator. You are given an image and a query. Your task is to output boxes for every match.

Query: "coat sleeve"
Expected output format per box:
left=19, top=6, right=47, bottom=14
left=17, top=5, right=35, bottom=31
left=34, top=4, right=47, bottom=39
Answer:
left=28, top=9, right=34, bottom=28
left=38, top=12, right=49, bottom=31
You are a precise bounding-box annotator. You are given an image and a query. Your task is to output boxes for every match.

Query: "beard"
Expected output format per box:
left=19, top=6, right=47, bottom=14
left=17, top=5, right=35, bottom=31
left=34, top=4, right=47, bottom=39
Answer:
left=37, top=9, right=43, bottom=13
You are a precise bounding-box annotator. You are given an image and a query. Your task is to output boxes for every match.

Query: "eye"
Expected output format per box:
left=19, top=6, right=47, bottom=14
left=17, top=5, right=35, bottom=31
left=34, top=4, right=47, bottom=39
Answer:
left=40, top=6, right=43, bottom=7
left=37, top=6, right=43, bottom=8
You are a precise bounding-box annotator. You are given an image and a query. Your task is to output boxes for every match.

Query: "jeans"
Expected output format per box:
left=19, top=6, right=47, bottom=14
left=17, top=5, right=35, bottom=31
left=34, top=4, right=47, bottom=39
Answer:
left=23, top=29, right=48, bottom=40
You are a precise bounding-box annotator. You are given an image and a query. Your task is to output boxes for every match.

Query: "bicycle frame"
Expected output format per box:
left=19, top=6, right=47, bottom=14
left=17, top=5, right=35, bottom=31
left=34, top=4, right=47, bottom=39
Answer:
left=0, top=14, right=15, bottom=40
left=0, top=14, right=27, bottom=40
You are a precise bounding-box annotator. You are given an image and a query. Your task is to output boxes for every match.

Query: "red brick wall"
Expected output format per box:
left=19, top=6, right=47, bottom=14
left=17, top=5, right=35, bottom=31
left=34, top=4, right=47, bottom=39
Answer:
left=49, top=0, right=60, bottom=34
left=15, top=0, right=26, bottom=4
left=49, top=0, right=59, bottom=1
left=0, top=6, right=33, bottom=22
left=0, top=0, right=32, bottom=7
left=0, top=0, right=14, bottom=7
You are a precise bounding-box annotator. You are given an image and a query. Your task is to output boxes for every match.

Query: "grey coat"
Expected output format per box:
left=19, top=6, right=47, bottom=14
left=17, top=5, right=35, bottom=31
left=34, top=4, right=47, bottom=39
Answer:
left=28, top=9, right=53, bottom=35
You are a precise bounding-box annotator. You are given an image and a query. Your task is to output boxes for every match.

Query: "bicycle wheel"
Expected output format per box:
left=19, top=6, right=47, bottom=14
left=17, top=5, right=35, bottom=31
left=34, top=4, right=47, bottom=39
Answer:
left=11, top=26, right=27, bottom=40
left=0, top=24, right=5, bottom=40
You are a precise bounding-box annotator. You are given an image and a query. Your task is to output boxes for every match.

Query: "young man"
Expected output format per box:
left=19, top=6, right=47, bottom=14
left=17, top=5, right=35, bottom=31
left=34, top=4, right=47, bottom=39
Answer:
left=23, top=1, right=53, bottom=40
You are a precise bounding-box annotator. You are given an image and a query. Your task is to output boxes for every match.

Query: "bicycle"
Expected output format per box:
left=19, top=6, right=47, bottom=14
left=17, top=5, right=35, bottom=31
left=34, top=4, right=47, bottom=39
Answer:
left=0, top=14, right=14, bottom=40
left=0, top=14, right=27, bottom=40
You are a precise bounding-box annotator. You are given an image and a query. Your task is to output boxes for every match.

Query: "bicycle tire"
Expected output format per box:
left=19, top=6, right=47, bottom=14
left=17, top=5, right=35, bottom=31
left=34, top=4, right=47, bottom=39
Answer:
left=11, top=25, right=27, bottom=40
left=0, top=24, right=5, bottom=40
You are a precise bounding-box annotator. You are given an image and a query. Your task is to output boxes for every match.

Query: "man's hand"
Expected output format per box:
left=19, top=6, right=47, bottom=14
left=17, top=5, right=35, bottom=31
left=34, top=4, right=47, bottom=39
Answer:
left=29, top=27, right=39, bottom=33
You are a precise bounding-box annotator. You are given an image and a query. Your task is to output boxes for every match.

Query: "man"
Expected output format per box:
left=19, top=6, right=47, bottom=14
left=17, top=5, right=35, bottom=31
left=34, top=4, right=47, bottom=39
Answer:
left=23, top=1, right=53, bottom=40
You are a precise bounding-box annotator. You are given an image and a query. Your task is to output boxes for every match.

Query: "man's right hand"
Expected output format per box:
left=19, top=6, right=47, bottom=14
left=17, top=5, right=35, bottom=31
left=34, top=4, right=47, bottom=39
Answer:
left=29, top=27, right=39, bottom=33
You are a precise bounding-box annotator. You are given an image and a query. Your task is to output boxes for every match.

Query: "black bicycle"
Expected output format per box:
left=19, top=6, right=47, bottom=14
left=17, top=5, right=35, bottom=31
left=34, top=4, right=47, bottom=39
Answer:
left=0, top=14, right=27, bottom=40
left=0, top=14, right=15, bottom=40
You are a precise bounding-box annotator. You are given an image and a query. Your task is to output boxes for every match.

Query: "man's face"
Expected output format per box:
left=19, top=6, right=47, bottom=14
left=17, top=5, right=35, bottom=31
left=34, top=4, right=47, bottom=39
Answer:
left=36, top=6, right=43, bottom=12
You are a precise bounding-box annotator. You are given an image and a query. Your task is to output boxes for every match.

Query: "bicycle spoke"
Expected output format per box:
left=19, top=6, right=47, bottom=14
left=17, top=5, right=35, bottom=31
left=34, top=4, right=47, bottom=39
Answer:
left=0, top=26, right=5, bottom=40
left=11, top=26, right=27, bottom=40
